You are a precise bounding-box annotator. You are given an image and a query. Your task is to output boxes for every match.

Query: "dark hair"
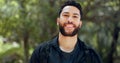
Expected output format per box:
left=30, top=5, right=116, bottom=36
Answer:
left=58, top=0, right=83, bottom=19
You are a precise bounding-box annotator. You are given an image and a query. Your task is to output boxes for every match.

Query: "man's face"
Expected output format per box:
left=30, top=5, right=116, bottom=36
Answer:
left=57, top=6, right=82, bottom=36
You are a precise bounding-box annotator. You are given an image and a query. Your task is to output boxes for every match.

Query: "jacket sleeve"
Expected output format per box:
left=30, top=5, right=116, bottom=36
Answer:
left=29, top=42, right=49, bottom=63
left=86, top=49, right=103, bottom=63
left=29, top=45, right=41, bottom=63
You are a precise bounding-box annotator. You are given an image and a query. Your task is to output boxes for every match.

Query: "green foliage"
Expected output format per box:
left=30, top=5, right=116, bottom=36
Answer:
left=0, top=0, right=120, bottom=63
left=0, top=37, right=23, bottom=63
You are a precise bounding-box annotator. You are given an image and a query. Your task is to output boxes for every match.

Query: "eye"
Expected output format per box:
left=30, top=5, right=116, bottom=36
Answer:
left=63, top=14, right=69, bottom=17
left=73, top=16, right=78, bottom=18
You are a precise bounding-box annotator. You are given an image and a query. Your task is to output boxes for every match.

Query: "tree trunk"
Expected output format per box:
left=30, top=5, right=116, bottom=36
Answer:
left=18, top=0, right=29, bottom=63
left=107, top=26, right=120, bottom=63
left=23, top=31, right=29, bottom=63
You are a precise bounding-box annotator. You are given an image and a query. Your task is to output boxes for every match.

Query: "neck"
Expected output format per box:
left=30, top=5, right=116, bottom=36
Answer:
left=58, top=33, right=78, bottom=53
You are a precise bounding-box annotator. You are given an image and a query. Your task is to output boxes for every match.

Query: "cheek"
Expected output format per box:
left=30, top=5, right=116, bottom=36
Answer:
left=78, top=21, right=82, bottom=28
left=58, top=21, right=64, bottom=26
left=58, top=19, right=65, bottom=25
left=60, top=17, right=67, bottom=22
left=75, top=22, right=81, bottom=27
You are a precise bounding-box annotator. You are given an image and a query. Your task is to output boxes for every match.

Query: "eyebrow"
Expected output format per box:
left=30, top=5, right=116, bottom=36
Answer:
left=62, top=12, right=79, bottom=16
left=73, top=13, right=79, bottom=16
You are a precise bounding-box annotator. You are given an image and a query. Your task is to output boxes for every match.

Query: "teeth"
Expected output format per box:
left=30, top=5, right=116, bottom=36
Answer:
left=66, top=24, right=73, bottom=27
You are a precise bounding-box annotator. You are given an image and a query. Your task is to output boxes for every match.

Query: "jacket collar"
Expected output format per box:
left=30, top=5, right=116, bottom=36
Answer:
left=50, top=36, right=87, bottom=50
left=50, top=37, right=59, bottom=48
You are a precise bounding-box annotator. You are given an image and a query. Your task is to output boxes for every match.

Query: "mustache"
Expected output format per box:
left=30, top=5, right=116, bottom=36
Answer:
left=65, top=21, right=73, bottom=24
left=64, top=22, right=76, bottom=27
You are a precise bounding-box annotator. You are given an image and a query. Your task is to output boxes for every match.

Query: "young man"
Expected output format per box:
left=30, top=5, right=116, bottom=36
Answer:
left=30, top=1, right=102, bottom=63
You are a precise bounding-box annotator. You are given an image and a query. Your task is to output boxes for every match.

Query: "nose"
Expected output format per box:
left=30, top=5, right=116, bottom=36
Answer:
left=67, top=17, right=73, bottom=23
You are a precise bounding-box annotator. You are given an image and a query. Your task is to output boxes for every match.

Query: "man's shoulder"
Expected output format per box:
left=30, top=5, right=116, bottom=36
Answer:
left=35, top=37, right=57, bottom=52
left=78, top=39, right=100, bottom=56
left=79, top=39, right=102, bottom=63
left=36, top=41, right=51, bottom=51
left=78, top=39, right=95, bottom=51
left=29, top=38, right=56, bottom=63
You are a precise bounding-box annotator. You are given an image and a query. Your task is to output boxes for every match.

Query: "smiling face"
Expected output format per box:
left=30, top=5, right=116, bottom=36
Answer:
left=57, top=6, right=82, bottom=37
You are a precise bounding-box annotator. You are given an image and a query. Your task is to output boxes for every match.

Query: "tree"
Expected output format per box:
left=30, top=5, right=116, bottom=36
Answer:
left=0, top=0, right=120, bottom=63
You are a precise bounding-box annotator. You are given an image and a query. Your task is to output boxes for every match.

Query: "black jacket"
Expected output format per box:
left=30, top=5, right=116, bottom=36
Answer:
left=30, top=37, right=102, bottom=63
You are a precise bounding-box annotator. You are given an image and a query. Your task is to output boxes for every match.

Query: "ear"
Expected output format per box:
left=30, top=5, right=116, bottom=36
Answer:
left=57, top=18, right=60, bottom=26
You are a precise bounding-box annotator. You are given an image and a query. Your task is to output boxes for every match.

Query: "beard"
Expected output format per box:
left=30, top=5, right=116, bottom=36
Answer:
left=59, top=22, right=80, bottom=37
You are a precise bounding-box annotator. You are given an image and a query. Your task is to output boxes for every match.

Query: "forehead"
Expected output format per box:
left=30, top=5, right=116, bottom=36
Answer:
left=61, top=6, right=80, bottom=15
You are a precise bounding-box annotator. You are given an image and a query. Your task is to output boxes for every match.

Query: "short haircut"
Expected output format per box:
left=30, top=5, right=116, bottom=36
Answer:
left=58, top=0, right=83, bottom=19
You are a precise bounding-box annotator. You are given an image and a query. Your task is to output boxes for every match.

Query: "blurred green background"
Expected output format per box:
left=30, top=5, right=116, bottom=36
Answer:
left=0, top=0, right=120, bottom=63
